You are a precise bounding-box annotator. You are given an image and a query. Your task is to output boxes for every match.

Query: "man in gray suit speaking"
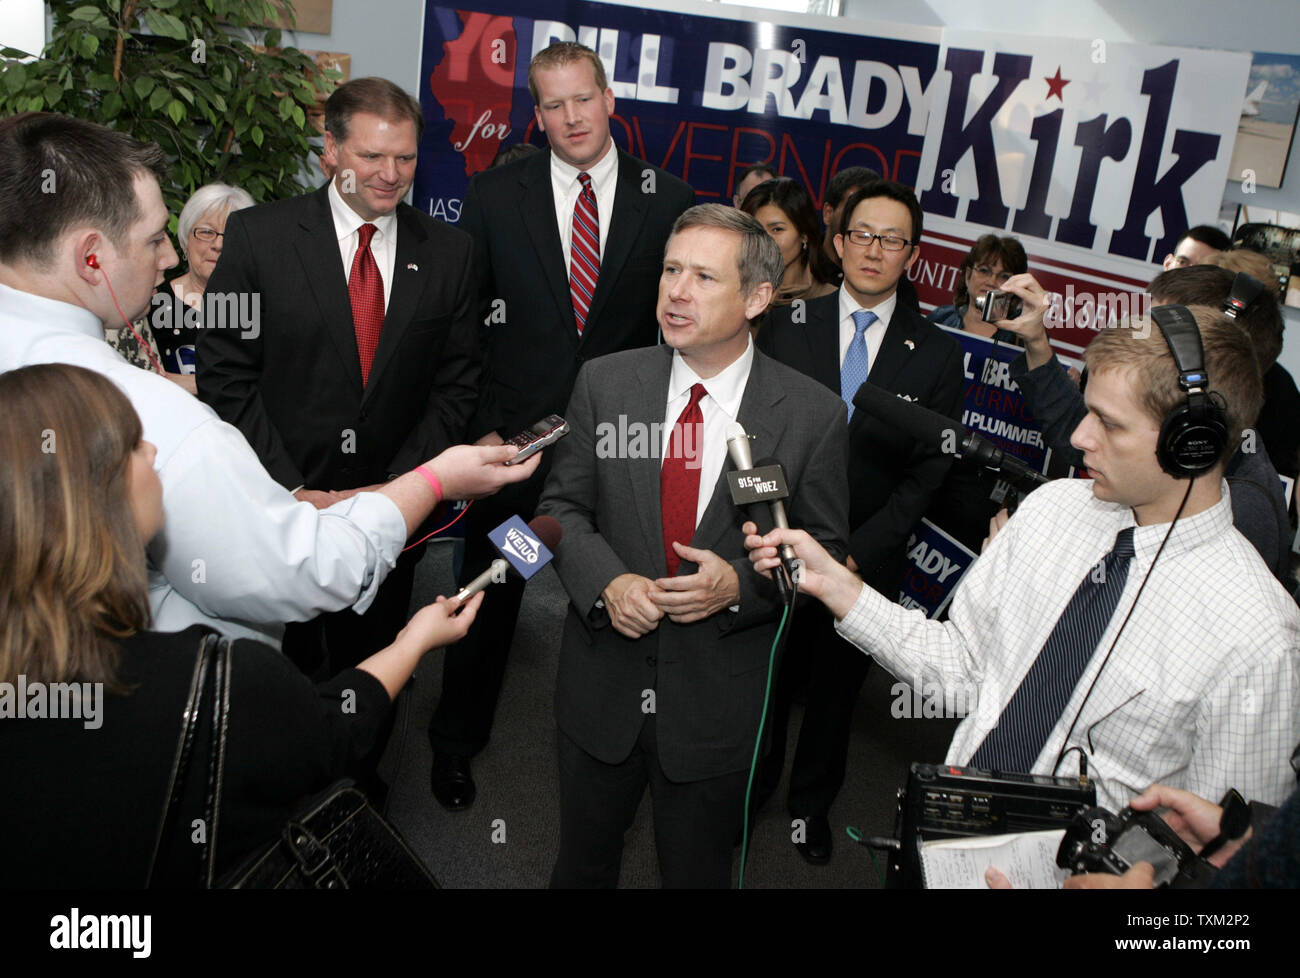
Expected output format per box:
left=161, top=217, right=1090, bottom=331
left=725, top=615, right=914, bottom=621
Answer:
left=538, top=205, right=850, bottom=887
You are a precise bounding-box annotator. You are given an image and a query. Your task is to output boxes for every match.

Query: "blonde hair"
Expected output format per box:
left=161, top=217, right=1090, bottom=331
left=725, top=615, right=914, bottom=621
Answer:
left=528, top=42, right=608, bottom=105
left=0, top=364, right=150, bottom=688
left=1084, top=306, right=1263, bottom=467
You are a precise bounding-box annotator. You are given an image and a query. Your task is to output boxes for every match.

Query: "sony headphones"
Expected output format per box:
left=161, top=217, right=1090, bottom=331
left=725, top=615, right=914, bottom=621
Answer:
left=1150, top=304, right=1228, bottom=478
left=1223, top=270, right=1264, bottom=320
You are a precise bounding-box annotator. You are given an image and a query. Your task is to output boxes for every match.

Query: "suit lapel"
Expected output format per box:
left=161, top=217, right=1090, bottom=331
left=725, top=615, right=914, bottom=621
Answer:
left=691, top=351, right=785, bottom=556
left=804, top=292, right=842, bottom=394
left=295, top=186, right=363, bottom=394
left=363, top=206, right=427, bottom=404
left=519, top=152, right=580, bottom=340
left=866, top=304, right=918, bottom=392
left=582, top=150, right=649, bottom=339
left=632, top=346, right=674, bottom=576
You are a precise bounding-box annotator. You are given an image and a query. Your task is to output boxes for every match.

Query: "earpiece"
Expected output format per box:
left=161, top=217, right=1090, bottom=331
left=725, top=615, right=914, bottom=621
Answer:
left=86, top=254, right=99, bottom=268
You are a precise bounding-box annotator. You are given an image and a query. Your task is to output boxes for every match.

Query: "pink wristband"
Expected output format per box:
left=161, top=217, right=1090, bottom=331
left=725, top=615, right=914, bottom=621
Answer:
left=414, top=465, right=443, bottom=503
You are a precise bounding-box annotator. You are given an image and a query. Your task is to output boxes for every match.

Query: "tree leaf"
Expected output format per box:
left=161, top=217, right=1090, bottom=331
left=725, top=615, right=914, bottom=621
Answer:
left=150, top=87, right=170, bottom=111
left=250, top=125, right=264, bottom=148
left=134, top=76, right=156, bottom=99
left=167, top=99, right=186, bottom=125
left=102, top=91, right=123, bottom=118
left=69, top=5, right=102, bottom=21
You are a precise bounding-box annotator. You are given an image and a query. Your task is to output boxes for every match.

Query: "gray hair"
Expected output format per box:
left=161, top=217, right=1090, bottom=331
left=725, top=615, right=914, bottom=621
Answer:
left=177, top=183, right=255, bottom=256
left=668, top=203, right=784, bottom=298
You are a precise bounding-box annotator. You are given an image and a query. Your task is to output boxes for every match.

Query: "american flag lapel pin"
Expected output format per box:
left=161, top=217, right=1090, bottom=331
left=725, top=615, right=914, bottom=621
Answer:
left=904, top=339, right=915, bottom=351
left=407, top=262, right=419, bottom=271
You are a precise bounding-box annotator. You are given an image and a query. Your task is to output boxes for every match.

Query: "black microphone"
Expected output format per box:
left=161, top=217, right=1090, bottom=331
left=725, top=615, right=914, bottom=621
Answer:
left=725, top=422, right=797, bottom=591
left=454, top=515, right=563, bottom=601
left=851, top=382, right=1050, bottom=497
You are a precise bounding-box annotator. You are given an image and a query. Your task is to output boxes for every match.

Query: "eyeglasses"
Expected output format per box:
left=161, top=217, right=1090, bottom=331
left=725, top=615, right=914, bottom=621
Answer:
left=844, top=230, right=912, bottom=252
left=192, top=226, right=224, bottom=242
left=972, top=263, right=1011, bottom=284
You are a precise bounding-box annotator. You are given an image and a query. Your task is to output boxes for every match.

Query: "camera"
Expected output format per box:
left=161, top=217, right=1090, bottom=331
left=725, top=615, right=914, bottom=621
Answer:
left=1056, top=804, right=1217, bottom=888
left=974, top=289, right=1023, bottom=322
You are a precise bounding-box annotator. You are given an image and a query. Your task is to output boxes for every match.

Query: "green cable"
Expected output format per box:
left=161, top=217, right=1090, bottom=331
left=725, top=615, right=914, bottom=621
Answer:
left=737, top=580, right=796, bottom=890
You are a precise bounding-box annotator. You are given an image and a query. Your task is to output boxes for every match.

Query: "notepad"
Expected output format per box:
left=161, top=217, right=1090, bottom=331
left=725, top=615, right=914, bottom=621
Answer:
left=920, top=829, right=1072, bottom=889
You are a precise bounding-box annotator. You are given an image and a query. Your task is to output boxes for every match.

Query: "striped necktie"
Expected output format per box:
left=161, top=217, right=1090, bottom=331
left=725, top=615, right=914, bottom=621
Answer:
left=569, top=171, right=600, bottom=335
left=970, top=526, right=1136, bottom=772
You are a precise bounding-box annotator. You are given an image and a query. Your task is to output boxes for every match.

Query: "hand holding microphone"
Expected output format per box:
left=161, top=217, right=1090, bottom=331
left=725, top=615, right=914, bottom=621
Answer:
left=742, top=523, right=864, bottom=621
left=454, top=514, right=562, bottom=603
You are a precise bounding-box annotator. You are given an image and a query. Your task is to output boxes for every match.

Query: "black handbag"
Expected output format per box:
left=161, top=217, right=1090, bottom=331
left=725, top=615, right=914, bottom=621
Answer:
left=148, top=632, right=438, bottom=889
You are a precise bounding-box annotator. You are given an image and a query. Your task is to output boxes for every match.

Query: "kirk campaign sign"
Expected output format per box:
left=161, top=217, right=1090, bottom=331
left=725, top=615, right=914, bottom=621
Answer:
left=415, top=0, right=1249, bottom=358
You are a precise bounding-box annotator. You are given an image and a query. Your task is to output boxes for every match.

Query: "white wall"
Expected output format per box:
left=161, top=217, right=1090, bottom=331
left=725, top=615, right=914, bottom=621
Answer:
left=288, top=0, right=1300, bottom=374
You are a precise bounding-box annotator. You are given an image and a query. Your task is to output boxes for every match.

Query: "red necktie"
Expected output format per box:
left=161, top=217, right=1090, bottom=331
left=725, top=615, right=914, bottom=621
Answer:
left=661, top=383, right=707, bottom=576
left=348, top=222, right=385, bottom=384
left=569, top=172, right=600, bottom=335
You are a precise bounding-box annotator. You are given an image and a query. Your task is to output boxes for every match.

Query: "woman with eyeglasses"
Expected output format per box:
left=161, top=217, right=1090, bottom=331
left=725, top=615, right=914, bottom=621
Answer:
left=106, top=183, right=255, bottom=393
left=156, top=183, right=257, bottom=389
left=926, top=234, right=1028, bottom=343
left=0, top=363, right=482, bottom=886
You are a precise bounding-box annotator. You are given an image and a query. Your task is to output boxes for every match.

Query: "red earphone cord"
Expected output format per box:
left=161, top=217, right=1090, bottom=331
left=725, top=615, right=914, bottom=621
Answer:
left=89, top=254, right=166, bottom=375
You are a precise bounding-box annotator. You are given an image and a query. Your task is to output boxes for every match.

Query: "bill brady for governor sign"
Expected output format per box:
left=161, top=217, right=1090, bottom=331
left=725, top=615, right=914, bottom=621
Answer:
left=415, top=0, right=1249, bottom=359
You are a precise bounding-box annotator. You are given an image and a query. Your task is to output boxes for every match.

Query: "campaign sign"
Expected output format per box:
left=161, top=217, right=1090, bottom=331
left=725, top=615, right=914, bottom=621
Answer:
left=940, top=325, right=1057, bottom=475
left=898, top=519, right=977, bottom=619
left=488, top=515, right=554, bottom=580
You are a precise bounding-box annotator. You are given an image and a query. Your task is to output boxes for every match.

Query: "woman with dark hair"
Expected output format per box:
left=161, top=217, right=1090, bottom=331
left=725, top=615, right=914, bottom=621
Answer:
left=740, top=177, right=837, bottom=307
left=0, top=364, right=481, bottom=887
left=927, top=234, right=1028, bottom=343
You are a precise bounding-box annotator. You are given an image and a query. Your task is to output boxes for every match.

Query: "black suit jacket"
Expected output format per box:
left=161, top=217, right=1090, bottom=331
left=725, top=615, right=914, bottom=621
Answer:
left=197, top=185, right=479, bottom=490
left=537, top=345, right=849, bottom=782
left=461, top=147, right=695, bottom=444
left=758, top=291, right=964, bottom=594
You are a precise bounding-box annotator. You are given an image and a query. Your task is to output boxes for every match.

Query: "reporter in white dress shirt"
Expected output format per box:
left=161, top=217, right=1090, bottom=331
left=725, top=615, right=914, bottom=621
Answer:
left=745, top=306, right=1300, bottom=808
left=0, top=112, right=539, bottom=647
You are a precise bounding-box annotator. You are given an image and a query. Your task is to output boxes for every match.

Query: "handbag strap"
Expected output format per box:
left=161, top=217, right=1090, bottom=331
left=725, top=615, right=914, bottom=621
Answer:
left=145, top=631, right=219, bottom=887
left=200, top=638, right=233, bottom=886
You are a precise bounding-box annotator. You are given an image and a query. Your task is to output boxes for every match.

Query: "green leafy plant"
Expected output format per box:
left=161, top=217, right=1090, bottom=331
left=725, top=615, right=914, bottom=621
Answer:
left=0, top=0, right=338, bottom=220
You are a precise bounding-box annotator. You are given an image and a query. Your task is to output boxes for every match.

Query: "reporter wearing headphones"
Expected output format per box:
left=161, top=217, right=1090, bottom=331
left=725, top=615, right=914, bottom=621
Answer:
left=746, top=305, right=1300, bottom=811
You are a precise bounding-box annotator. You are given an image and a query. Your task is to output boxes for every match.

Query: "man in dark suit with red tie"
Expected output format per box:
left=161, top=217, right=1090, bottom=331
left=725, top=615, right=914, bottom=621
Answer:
left=198, top=77, right=480, bottom=675
left=756, top=181, right=964, bottom=863
left=426, top=42, right=695, bottom=810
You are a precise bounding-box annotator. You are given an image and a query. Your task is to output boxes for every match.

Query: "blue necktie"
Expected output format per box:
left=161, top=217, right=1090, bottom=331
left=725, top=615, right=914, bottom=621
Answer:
left=841, top=309, right=876, bottom=422
left=970, top=526, right=1136, bottom=772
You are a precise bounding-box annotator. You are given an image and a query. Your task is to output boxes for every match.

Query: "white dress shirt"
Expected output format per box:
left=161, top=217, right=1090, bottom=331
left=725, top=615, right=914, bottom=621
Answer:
left=660, top=338, right=754, bottom=526
left=328, top=179, right=397, bottom=310
left=834, top=477, right=1300, bottom=809
left=0, top=283, right=408, bottom=647
left=551, top=144, right=618, bottom=272
left=837, top=284, right=896, bottom=371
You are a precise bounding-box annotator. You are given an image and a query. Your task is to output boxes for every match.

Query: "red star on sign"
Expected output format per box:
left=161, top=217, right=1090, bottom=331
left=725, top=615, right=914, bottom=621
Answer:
left=1045, top=67, right=1070, bottom=101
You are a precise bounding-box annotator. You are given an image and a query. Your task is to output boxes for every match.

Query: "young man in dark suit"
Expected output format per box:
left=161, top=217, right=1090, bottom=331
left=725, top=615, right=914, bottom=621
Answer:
left=756, top=181, right=964, bottom=863
left=198, top=77, right=481, bottom=675
left=538, top=205, right=850, bottom=886
left=427, top=42, right=696, bottom=810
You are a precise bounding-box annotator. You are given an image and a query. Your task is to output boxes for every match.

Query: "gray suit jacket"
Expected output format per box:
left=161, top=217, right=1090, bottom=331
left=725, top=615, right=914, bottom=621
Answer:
left=538, top=344, right=850, bottom=782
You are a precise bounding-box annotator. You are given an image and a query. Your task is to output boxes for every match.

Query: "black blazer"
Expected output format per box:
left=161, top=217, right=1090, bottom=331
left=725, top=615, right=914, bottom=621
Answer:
left=537, top=346, right=849, bottom=782
left=197, top=185, right=480, bottom=490
left=461, top=147, right=695, bottom=444
left=758, top=291, right=964, bottom=594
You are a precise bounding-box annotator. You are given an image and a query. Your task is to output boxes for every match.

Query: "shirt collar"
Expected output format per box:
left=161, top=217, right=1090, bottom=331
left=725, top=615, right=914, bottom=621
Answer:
left=327, top=179, right=397, bottom=244
left=1130, top=480, right=1233, bottom=562
left=838, top=284, right=897, bottom=329
left=550, top=143, right=618, bottom=195
left=668, top=335, right=754, bottom=415
left=0, top=281, right=104, bottom=337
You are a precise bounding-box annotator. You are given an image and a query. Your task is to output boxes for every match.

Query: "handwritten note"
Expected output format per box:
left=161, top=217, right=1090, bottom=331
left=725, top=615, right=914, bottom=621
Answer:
left=920, top=829, right=1071, bottom=889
